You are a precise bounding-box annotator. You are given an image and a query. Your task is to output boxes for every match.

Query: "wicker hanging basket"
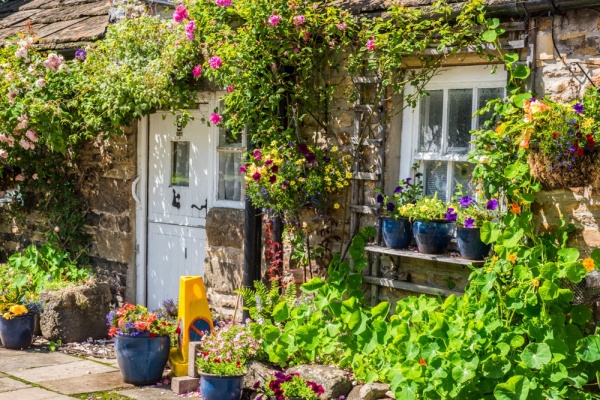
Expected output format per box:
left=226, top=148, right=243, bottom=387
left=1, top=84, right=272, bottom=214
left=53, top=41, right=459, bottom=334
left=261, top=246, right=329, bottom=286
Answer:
left=563, top=270, right=600, bottom=305
left=528, top=146, right=600, bottom=190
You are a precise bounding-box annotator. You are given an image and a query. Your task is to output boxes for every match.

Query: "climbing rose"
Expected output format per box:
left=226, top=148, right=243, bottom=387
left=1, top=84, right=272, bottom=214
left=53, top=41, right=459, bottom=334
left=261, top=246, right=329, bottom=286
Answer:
left=192, top=64, right=202, bottom=78
left=209, top=56, right=222, bottom=69
left=293, top=15, right=305, bottom=25
left=173, top=4, right=188, bottom=23
left=215, top=0, right=232, bottom=5
left=0, top=149, right=7, bottom=159
left=268, top=14, right=281, bottom=27
left=43, top=53, right=63, bottom=71
left=366, top=36, right=376, bottom=51
left=209, top=113, right=222, bottom=125
left=227, top=85, right=234, bottom=93
left=185, top=20, right=195, bottom=40
left=25, top=130, right=38, bottom=142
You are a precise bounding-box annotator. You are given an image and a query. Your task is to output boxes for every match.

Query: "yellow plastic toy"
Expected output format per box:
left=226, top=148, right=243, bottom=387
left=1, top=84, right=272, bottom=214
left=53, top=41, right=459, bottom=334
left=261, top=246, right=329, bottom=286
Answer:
left=168, top=276, right=214, bottom=377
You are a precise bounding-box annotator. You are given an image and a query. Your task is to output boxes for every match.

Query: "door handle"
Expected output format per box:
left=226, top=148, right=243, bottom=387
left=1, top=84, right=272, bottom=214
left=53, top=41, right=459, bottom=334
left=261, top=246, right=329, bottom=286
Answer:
left=172, top=189, right=181, bottom=209
left=191, top=198, right=207, bottom=215
left=131, top=176, right=141, bottom=205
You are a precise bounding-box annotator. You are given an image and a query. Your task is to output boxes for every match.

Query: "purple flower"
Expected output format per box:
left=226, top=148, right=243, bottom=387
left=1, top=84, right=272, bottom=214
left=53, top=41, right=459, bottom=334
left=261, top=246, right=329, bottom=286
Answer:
left=444, top=207, right=457, bottom=222
left=252, top=382, right=260, bottom=390
left=265, top=160, right=273, bottom=166
left=252, top=172, right=261, bottom=182
left=269, top=175, right=277, bottom=184
left=376, top=194, right=384, bottom=203
left=459, top=196, right=474, bottom=208
left=253, top=149, right=262, bottom=161
left=74, top=49, right=87, bottom=61
left=393, top=186, right=403, bottom=194
left=238, top=165, right=247, bottom=173
left=464, top=217, right=475, bottom=228
left=573, top=102, right=584, bottom=114
left=305, top=152, right=316, bottom=164
left=386, top=202, right=395, bottom=212
left=404, top=177, right=412, bottom=185
left=323, top=155, right=330, bottom=163
left=297, top=143, right=309, bottom=155
left=486, top=199, right=498, bottom=210
left=271, top=165, right=279, bottom=174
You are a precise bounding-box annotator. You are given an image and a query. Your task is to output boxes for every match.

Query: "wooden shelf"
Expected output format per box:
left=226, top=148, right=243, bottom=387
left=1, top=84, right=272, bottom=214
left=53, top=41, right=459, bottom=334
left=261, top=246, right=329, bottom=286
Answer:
left=363, top=275, right=463, bottom=297
left=364, top=245, right=485, bottom=267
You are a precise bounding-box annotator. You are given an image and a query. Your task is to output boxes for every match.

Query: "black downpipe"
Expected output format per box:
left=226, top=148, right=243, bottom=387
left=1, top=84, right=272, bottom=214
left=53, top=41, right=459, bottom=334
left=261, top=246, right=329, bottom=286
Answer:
left=243, top=194, right=263, bottom=321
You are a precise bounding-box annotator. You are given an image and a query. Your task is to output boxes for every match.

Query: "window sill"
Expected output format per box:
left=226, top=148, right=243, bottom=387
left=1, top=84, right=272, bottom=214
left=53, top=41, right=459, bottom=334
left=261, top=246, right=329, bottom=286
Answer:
left=365, top=245, right=486, bottom=267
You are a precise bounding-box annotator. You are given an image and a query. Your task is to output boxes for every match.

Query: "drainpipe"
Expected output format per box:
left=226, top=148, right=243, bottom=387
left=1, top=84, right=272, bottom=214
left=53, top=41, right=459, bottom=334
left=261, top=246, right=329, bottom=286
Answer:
left=243, top=190, right=263, bottom=321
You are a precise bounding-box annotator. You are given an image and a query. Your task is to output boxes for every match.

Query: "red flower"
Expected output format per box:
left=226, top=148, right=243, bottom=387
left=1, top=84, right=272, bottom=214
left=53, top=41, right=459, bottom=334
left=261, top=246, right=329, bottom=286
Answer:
left=252, top=172, right=261, bottom=182
left=269, top=175, right=277, bottom=184
left=419, top=358, right=427, bottom=366
left=108, top=327, right=118, bottom=337
left=575, top=147, right=584, bottom=157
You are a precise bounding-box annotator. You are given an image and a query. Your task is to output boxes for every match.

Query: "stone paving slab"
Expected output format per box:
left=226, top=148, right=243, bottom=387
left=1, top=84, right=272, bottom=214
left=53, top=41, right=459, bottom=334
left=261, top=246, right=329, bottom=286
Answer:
left=0, top=387, right=72, bottom=400
left=0, top=377, right=30, bottom=393
left=9, top=359, right=117, bottom=383
left=117, top=385, right=183, bottom=400
left=40, top=370, right=132, bottom=395
left=87, top=356, right=120, bottom=367
left=0, top=351, right=79, bottom=373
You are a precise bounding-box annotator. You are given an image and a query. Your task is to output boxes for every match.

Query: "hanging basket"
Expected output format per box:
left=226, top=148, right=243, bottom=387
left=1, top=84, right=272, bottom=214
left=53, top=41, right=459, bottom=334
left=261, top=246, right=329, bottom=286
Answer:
left=562, top=270, right=600, bottom=305
left=528, top=146, right=600, bottom=190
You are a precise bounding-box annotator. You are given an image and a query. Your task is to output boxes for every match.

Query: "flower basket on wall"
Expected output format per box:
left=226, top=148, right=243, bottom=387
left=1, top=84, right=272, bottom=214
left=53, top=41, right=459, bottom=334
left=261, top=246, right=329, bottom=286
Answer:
left=528, top=146, right=600, bottom=190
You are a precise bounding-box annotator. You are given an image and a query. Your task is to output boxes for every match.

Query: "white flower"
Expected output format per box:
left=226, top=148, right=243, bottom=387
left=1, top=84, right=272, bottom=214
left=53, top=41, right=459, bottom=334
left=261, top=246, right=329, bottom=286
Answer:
left=35, top=78, right=46, bottom=88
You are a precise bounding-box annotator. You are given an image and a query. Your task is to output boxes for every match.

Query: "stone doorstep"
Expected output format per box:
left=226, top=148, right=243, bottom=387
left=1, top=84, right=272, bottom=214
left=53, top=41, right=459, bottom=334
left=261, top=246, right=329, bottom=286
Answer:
left=0, top=351, right=80, bottom=373
left=170, top=376, right=199, bottom=395
left=39, top=370, right=132, bottom=395
left=0, top=387, right=72, bottom=400
left=8, top=359, right=117, bottom=384
left=0, top=377, right=30, bottom=393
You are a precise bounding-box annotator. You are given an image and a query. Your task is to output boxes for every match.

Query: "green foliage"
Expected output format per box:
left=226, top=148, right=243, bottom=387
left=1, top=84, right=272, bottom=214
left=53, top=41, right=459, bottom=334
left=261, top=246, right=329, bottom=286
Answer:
left=236, top=279, right=296, bottom=323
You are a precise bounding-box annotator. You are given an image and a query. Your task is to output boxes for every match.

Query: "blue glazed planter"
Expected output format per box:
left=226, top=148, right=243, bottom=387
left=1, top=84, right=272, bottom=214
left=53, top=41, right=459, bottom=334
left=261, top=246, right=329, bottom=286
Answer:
left=0, top=314, right=34, bottom=350
left=457, top=227, right=491, bottom=260
left=200, top=373, right=244, bottom=400
left=114, top=335, right=170, bottom=385
left=413, top=220, right=455, bottom=255
left=381, top=218, right=413, bottom=249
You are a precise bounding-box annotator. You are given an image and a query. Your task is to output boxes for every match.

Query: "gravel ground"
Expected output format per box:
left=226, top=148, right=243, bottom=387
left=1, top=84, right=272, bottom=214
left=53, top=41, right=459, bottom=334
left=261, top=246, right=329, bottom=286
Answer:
left=34, top=336, right=116, bottom=359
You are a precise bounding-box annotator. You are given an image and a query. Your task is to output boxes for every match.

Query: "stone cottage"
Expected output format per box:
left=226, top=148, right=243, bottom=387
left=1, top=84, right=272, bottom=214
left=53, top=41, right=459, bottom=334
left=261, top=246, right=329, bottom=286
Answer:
left=1, top=0, right=599, bottom=320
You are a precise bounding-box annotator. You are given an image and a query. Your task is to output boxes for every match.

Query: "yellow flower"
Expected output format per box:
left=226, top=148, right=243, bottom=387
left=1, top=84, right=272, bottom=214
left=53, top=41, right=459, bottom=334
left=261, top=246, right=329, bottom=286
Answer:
left=331, top=146, right=338, bottom=152
left=9, top=305, right=27, bottom=317
left=3, top=312, right=12, bottom=320
left=531, top=279, right=540, bottom=287
left=334, top=203, right=340, bottom=209
left=507, top=254, right=517, bottom=264
left=582, top=118, right=594, bottom=130
left=495, top=123, right=507, bottom=135
left=290, top=181, right=296, bottom=186
left=491, top=255, right=499, bottom=265
left=345, top=171, right=353, bottom=179
left=583, top=258, right=595, bottom=272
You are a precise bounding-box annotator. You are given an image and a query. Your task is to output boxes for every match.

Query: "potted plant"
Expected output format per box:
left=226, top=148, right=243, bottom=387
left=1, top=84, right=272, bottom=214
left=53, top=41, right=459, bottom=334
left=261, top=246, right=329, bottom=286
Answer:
left=376, top=166, right=423, bottom=249
left=402, top=193, right=456, bottom=254
left=254, top=371, right=324, bottom=400
left=196, top=321, right=262, bottom=400
left=0, top=291, right=37, bottom=350
left=451, top=190, right=500, bottom=260
left=107, top=303, right=174, bottom=385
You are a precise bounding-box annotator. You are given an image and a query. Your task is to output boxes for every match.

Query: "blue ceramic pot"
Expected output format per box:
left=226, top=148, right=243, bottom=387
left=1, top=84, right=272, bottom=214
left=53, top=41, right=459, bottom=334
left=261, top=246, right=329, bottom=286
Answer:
left=413, top=220, right=455, bottom=254
left=114, top=335, right=170, bottom=385
left=381, top=217, right=413, bottom=249
left=457, top=227, right=491, bottom=260
left=0, top=314, right=34, bottom=350
left=200, top=373, right=244, bottom=400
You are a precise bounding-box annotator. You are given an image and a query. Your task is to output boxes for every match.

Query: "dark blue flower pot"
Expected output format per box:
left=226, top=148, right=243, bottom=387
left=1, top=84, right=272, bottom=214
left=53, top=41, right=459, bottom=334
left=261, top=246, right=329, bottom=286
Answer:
left=0, top=314, right=34, bottom=350
left=114, top=335, right=170, bottom=385
left=200, top=373, right=244, bottom=400
left=457, top=227, right=491, bottom=260
left=413, top=220, right=455, bottom=254
left=382, top=218, right=413, bottom=249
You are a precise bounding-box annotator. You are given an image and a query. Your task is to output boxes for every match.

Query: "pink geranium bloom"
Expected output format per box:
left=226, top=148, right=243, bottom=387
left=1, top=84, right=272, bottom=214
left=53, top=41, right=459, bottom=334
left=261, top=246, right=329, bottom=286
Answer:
left=252, top=172, right=261, bottom=182
left=192, top=64, right=202, bottom=78
left=209, top=56, right=222, bottom=69
left=43, top=53, right=63, bottom=71
left=253, top=149, right=262, bottom=161
left=16, top=115, right=28, bottom=130
left=268, top=14, right=281, bottom=27
left=0, top=149, right=7, bottom=159
left=215, top=0, right=232, bottom=6
left=293, top=15, right=305, bottom=25
left=185, top=20, right=195, bottom=40
left=173, top=4, right=189, bottom=23
left=227, top=85, right=234, bottom=93
left=25, top=130, right=38, bottom=142
left=19, top=139, right=30, bottom=150
left=209, top=113, right=222, bottom=125
left=366, top=36, right=376, bottom=51
left=336, top=22, right=347, bottom=31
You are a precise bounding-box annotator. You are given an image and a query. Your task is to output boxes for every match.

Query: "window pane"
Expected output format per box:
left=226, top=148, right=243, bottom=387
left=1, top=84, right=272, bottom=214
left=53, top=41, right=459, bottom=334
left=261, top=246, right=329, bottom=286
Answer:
left=171, top=141, right=189, bottom=187
left=218, top=151, right=242, bottom=201
left=219, top=128, right=243, bottom=147
left=447, top=89, right=473, bottom=154
left=451, top=162, right=475, bottom=197
left=477, top=87, right=504, bottom=129
left=419, top=90, right=443, bottom=153
left=424, top=160, right=448, bottom=202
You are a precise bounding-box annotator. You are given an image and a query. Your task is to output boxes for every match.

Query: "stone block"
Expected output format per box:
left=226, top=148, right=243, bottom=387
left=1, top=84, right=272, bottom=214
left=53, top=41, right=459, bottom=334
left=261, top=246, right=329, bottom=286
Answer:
left=88, top=230, right=133, bottom=264
left=188, top=341, right=201, bottom=378
left=40, top=282, right=112, bottom=343
left=204, top=249, right=244, bottom=293
left=171, top=376, right=199, bottom=394
left=286, top=364, right=353, bottom=400
left=243, top=360, right=280, bottom=391
left=205, top=207, right=245, bottom=248
left=347, top=383, right=390, bottom=400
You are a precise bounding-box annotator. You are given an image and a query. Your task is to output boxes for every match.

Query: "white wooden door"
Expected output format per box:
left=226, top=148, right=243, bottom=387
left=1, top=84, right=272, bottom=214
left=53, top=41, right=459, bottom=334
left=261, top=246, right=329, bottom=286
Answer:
left=146, top=107, right=214, bottom=310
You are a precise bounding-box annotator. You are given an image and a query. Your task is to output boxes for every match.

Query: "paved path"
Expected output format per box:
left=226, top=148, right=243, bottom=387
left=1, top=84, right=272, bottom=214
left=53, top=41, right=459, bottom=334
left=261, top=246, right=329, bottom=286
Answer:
left=0, top=346, right=190, bottom=399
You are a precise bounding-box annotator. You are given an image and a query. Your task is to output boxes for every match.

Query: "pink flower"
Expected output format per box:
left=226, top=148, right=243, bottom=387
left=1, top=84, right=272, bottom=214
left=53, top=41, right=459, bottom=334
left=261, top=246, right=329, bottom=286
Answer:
left=185, top=20, right=195, bottom=40
left=252, top=172, right=261, bottom=182
left=35, top=78, right=46, bottom=88
left=173, top=4, right=189, bottom=23
left=25, top=130, right=38, bottom=142
left=227, top=85, right=234, bottom=93
left=293, top=15, right=305, bottom=25
left=15, top=174, right=25, bottom=182
left=43, top=53, right=63, bottom=71
left=303, top=31, right=310, bottom=42
left=238, top=164, right=247, bottom=173
left=209, top=56, right=222, bottom=69
left=16, top=115, right=28, bottom=130
left=294, top=48, right=300, bottom=53
left=268, top=14, right=281, bottom=27
left=215, top=0, right=232, bottom=6
left=253, top=149, right=262, bottom=161
left=14, top=47, right=27, bottom=59
left=0, top=149, right=7, bottom=159
left=7, top=89, right=19, bottom=104
left=192, top=64, right=202, bottom=78
left=209, top=113, right=222, bottom=125
left=366, top=36, right=376, bottom=51
left=336, top=22, right=347, bottom=31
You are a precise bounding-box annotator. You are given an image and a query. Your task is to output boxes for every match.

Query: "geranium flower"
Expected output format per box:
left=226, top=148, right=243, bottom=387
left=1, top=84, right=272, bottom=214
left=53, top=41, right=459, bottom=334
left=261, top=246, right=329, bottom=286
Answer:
left=209, top=113, right=222, bottom=125
left=209, top=56, right=222, bottom=69
left=185, top=20, right=196, bottom=40
left=336, top=22, right=347, bottom=31
left=293, top=15, right=305, bottom=25
left=215, top=0, right=232, bottom=6
left=192, top=64, right=202, bottom=78
left=486, top=199, right=498, bottom=210
left=366, top=36, right=376, bottom=51
left=227, top=85, right=234, bottom=93
left=464, top=217, right=475, bottom=228
left=173, top=4, right=189, bottom=23
left=43, top=53, right=63, bottom=71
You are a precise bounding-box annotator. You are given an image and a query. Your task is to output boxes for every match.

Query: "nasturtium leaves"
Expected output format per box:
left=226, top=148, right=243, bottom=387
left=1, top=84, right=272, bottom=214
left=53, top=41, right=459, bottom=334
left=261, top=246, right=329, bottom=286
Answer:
left=480, top=221, right=500, bottom=244
left=513, top=93, right=533, bottom=108
left=301, top=277, right=325, bottom=293
left=569, top=304, right=592, bottom=325
left=558, top=248, right=579, bottom=263
left=271, top=301, right=289, bottom=323
left=538, top=280, right=559, bottom=301
left=494, top=375, right=530, bottom=400
left=482, top=30, right=497, bottom=42
left=576, top=335, right=600, bottom=362
left=371, top=301, right=391, bottom=319
left=521, top=343, right=552, bottom=369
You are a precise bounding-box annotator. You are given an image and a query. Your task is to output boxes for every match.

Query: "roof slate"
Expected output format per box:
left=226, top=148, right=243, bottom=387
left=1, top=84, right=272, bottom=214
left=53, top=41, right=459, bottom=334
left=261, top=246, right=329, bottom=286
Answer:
left=0, top=0, right=109, bottom=49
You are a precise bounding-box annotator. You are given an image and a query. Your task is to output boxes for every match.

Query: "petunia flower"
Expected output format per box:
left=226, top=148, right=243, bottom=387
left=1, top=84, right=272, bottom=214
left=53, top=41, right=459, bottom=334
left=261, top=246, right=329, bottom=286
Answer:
left=394, top=186, right=403, bottom=194
left=192, top=64, right=202, bottom=78
left=185, top=20, right=196, bottom=40
left=253, top=149, right=262, bottom=161
left=172, top=4, right=189, bottom=23
left=486, top=199, right=498, bottom=210
left=573, top=102, right=584, bottom=114
left=215, top=0, right=232, bottom=6
left=252, top=172, right=261, bottom=182
left=444, top=207, right=457, bottom=222
left=366, top=36, right=376, bottom=51
left=464, top=217, right=475, bottom=228
left=459, top=196, right=474, bottom=208
left=386, top=202, right=395, bottom=212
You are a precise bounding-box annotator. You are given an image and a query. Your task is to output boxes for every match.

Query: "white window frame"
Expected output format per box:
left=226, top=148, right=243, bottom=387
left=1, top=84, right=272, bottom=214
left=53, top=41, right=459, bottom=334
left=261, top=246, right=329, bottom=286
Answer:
left=399, top=65, right=507, bottom=198
left=212, top=121, right=246, bottom=209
